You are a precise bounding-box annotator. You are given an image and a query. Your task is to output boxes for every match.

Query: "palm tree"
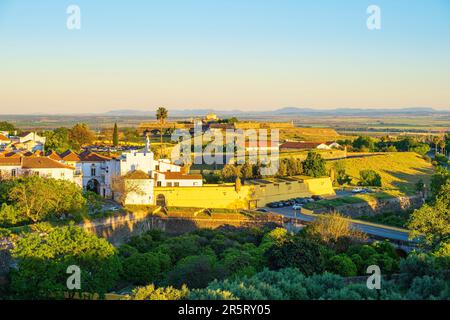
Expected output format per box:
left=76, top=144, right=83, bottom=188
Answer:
left=156, top=107, right=168, bottom=158
left=438, top=139, right=446, bottom=155
left=432, top=136, right=441, bottom=156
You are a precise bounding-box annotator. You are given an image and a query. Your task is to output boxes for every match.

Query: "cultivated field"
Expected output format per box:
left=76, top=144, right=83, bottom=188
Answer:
left=280, top=127, right=341, bottom=142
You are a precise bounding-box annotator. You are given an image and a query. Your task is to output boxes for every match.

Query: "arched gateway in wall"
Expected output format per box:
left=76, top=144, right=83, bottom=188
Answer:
left=156, top=194, right=166, bottom=207
left=86, top=179, right=100, bottom=195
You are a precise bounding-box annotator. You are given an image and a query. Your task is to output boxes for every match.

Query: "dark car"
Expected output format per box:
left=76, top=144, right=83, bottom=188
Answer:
left=267, top=202, right=277, bottom=208
left=312, top=195, right=324, bottom=201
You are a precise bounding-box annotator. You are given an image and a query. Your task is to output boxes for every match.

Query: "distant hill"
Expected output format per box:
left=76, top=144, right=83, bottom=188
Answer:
left=104, top=107, right=449, bottom=118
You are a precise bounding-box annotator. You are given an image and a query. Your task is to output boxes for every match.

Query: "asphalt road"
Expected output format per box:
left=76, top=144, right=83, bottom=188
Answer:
left=267, top=207, right=412, bottom=243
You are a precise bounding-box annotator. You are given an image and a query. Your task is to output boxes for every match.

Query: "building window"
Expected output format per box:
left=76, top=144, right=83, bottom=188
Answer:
left=157, top=181, right=162, bottom=187
left=193, top=182, right=198, bottom=186
left=11, top=169, right=16, bottom=177
left=91, top=167, right=96, bottom=176
left=155, top=165, right=160, bottom=171
left=61, top=172, right=65, bottom=178
left=167, top=182, right=172, bottom=187
left=174, top=182, right=180, bottom=187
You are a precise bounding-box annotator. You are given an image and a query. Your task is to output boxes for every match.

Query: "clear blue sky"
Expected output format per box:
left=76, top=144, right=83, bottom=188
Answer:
left=0, top=0, right=449, bottom=113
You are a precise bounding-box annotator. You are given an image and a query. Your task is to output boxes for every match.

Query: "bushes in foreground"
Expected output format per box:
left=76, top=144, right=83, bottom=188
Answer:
left=126, top=264, right=450, bottom=300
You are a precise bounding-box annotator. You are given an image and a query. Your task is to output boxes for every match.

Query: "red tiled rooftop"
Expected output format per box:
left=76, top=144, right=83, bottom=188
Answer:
left=79, top=151, right=111, bottom=162
left=46, top=150, right=62, bottom=161
left=123, top=170, right=151, bottom=180
left=0, top=157, right=21, bottom=166
left=22, top=157, right=74, bottom=170
left=60, top=150, right=81, bottom=162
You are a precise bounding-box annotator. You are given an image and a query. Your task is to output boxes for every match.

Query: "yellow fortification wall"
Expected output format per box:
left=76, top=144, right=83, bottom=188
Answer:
left=154, top=177, right=334, bottom=209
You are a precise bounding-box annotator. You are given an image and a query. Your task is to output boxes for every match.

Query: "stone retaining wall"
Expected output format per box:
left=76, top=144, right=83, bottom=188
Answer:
left=80, top=209, right=283, bottom=246
left=314, top=195, right=424, bottom=217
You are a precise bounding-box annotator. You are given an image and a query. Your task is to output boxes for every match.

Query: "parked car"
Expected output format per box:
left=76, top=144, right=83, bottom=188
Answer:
left=273, top=202, right=283, bottom=208
left=256, top=208, right=269, bottom=213
left=352, top=187, right=364, bottom=194
left=292, top=204, right=302, bottom=210
left=312, top=195, right=324, bottom=201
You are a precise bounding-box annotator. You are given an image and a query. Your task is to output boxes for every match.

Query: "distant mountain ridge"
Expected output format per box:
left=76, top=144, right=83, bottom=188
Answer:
left=104, top=107, right=449, bottom=117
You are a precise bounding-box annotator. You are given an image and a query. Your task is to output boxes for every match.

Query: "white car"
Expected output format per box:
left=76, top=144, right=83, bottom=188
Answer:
left=292, top=204, right=302, bottom=210
left=352, top=187, right=364, bottom=194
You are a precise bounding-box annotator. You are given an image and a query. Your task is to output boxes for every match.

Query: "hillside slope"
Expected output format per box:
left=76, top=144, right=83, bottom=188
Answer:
left=327, top=152, right=434, bottom=194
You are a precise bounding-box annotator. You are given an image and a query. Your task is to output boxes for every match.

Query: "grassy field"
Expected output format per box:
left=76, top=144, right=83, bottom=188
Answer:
left=327, top=152, right=434, bottom=195
left=280, top=127, right=341, bottom=142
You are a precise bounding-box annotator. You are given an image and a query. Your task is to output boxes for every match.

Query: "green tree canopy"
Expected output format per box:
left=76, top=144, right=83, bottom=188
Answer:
left=302, top=151, right=327, bottom=178
left=359, top=169, right=382, bottom=187
left=3, top=176, right=86, bottom=225
left=42, top=127, right=71, bottom=153
left=11, top=225, right=121, bottom=299
left=69, top=123, right=95, bottom=150
left=0, top=121, right=16, bottom=132
left=352, top=136, right=375, bottom=152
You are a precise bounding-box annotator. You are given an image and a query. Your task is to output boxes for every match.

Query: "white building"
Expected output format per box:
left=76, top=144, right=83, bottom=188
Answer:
left=0, top=157, right=75, bottom=181
left=154, top=171, right=203, bottom=187
left=78, top=150, right=115, bottom=198
left=0, top=133, right=11, bottom=150
left=0, top=135, right=203, bottom=206
left=9, top=132, right=46, bottom=152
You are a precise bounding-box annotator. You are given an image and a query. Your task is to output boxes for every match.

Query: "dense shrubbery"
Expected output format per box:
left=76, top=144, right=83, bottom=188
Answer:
left=409, top=167, right=450, bottom=250
left=359, top=211, right=411, bottom=228
left=9, top=225, right=121, bottom=299
left=116, top=218, right=402, bottom=291
left=2, top=195, right=448, bottom=300
left=0, top=176, right=89, bottom=228
left=219, top=151, right=326, bottom=181
left=359, top=169, right=382, bottom=187
left=189, top=266, right=449, bottom=300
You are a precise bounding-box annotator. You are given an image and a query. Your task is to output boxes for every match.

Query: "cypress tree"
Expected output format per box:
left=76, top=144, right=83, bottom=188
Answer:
left=113, top=123, right=119, bottom=147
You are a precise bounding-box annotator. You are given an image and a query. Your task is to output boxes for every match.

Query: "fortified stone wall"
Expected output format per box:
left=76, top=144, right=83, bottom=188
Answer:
left=80, top=210, right=283, bottom=246
left=153, top=177, right=335, bottom=209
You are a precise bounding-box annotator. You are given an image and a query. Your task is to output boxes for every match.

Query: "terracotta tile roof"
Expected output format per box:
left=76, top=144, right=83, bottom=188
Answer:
left=161, top=172, right=203, bottom=180
left=0, top=134, right=10, bottom=142
left=280, top=141, right=324, bottom=149
left=0, top=157, right=21, bottom=166
left=46, top=150, right=62, bottom=161
left=1, top=151, right=24, bottom=158
left=22, top=157, right=74, bottom=170
left=79, top=151, right=112, bottom=162
left=123, top=170, right=151, bottom=180
left=60, top=150, right=81, bottom=162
